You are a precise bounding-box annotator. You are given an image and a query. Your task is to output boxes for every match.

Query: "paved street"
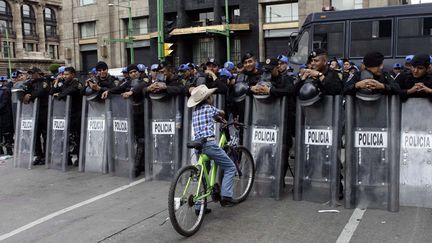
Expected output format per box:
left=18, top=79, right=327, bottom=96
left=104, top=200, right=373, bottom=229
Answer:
left=0, top=158, right=431, bottom=243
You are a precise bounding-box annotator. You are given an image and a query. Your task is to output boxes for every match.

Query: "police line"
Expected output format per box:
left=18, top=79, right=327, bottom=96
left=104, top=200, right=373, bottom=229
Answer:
left=13, top=94, right=432, bottom=210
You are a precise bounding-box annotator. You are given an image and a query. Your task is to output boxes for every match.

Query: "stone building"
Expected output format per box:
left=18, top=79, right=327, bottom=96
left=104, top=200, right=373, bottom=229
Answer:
left=62, top=0, right=151, bottom=73
left=0, top=0, right=62, bottom=75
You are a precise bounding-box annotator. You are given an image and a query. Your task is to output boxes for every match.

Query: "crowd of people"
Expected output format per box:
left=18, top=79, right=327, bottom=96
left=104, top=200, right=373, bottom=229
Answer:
left=0, top=49, right=431, bottom=178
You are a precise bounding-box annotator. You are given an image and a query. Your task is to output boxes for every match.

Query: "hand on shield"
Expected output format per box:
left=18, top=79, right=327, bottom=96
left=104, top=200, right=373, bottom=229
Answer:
left=101, top=91, right=109, bottom=99
left=23, top=94, right=32, bottom=104
left=122, top=91, right=133, bottom=98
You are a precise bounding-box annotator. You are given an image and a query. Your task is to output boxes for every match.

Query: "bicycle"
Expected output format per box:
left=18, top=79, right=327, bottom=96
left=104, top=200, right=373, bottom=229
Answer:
left=168, top=121, right=255, bottom=237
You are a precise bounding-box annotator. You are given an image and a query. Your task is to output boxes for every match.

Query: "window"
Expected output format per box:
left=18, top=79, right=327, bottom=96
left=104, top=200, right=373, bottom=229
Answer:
left=265, top=3, right=298, bottom=23
left=193, top=38, right=214, bottom=65
left=126, top=18, right=148, bottom=35
left=350, top=19, right=392, bottom=57
left=332, top=0, right=363, bottom=10
left=290, top=28, right=310, bottom=64
left=21, top=4, right=36, bottom=37
left=397, top=17, right=432, bottom=56
left=80, top=22, right=96, bottom=38
left=313, top=23, right=344, bottom=58
left=80, top=0, right=95, bottom=6
left=0, top=1, right=12, bottom=35
left=2, top=41, right=14, bottom=58
left=24, top=42, right=36, bottom=52
left=199, top=12, right=214, bottom=22
left=46, top=44, right=57, bottom=59
left=44, top=8, right=57, bottom=38
left=231, top=38, right=241, bottom=64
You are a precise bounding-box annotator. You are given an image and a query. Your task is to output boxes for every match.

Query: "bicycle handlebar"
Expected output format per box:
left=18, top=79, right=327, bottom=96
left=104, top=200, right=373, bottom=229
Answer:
left=219, top=121, right=246, bottom=131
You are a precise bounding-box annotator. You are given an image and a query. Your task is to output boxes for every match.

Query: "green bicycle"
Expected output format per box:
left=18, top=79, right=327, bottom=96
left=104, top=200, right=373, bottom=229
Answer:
left=168, top=121, right=255, bottom=236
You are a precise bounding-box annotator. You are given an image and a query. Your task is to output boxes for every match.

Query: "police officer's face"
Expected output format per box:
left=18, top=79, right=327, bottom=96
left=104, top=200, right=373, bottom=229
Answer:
left=129, top=69, right=140, bottom=80
left=97, top=68, right=108, bottom=78
left=368, top=64, right=383, bottom=76
left=343, top=62, right=351, bottom=71
left=151, top=70, right=157, bottom=79
left=329, top=61, right=338, bottom=70
left=243, top=57, right=256, bottom=72
left=207, top=64, right=219, bottom=74
left=393, top=68, right=401, bottom=74
left=271, top=67, right=279, bottom=77
left=63, top=71, right=74, bottom=81
left=17, top=74, right=27, bottom=81
left=311, top=56, right=327, bottom=71
left=412, top=65, right=427, bottom=78
left=278, top=62, right=288, bottom=73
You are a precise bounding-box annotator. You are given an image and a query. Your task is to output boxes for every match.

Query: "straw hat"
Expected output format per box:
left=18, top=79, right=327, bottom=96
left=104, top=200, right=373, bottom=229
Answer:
left=187, top=84, right=217, bottom=107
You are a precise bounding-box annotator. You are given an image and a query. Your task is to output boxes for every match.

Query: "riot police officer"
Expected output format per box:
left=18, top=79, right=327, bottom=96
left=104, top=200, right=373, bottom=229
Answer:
left=344, top=51, right=400, bottom=96
left=398, top=54, right=432, bottom=100
left=23, top=67, right=50, bottom=165
left=80, top=61, right=118, bottom=100
left=0, top=76, right=13, bottom=155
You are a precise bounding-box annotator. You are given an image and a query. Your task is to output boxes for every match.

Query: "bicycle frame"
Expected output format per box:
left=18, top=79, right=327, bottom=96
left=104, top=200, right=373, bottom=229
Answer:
left=192, top=131, right=228, bottom=202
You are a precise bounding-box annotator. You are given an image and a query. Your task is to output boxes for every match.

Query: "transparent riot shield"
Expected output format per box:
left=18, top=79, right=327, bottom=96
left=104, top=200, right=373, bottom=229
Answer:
left=78, top=98, right=108, bottom=173
left=243, top=95, right=288, bottom=199
left=345, top=95, right=400, bottom=212
left=106, top=95, right=135, bottom=179
left=13, top=98, right=39, bottom=169
left=144, top=95, right=183, bottom=180
left=293, top=96, right=342, bottom=207
left=400, top=98, right=432, bottom=208
left=182, top=94, right=225, bottom=167
left=45, top=96, right=71, bottom=171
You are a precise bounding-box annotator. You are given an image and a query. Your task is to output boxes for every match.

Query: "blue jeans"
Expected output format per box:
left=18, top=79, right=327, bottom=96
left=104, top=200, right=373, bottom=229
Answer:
left=202, top=140, right=236, bottom=198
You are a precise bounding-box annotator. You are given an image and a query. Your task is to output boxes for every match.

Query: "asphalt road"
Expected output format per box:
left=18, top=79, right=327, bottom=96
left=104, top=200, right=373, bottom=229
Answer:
left=0, top=158, right=431, bottom=243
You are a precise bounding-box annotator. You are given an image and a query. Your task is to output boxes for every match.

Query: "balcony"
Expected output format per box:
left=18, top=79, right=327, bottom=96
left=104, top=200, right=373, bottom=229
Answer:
left=23, top=33, right=39, bottom=41
left=46, top=34, right=60, bottom=42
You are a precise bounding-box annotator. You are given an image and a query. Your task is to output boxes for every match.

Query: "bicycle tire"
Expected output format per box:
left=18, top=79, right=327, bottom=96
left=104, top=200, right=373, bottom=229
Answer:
left=168, top=165, right=207, bottom=237
left=221, top=146, right=255, bottom=203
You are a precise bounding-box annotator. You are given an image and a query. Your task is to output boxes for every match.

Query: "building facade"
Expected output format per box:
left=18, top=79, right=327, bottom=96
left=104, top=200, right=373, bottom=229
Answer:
left=61, top=0, right=417, bottom=72
left=0, top=0, right=62, bottom=75
left=62, top=0, right=151, bottom=73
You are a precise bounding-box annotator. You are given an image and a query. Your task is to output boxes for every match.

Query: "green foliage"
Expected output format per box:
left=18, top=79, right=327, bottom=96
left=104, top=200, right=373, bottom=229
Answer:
left=48, top=64, right=62, bottom=74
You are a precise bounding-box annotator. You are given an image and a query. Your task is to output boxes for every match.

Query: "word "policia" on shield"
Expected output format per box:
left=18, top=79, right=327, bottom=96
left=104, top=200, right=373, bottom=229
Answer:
left=88, top=119, right=105, bottom=131
left=113, top=120, right=128, bottom=133
left=252, top=128, right=278, bottom=144
left=402, top=133, right=432, bottom=149
left=304, top=129, right=333, bottom=146
left=152, top=121, right=175, bottom=135
left=21, top=120, right=33, bottom=130
left=355, top=131, right=388, bottom=148
left=53, top=119, right=66, bottom=130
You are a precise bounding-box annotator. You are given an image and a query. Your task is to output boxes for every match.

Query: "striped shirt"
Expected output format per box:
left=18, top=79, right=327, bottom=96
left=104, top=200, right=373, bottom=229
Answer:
left=192, top=103, right=219, bottom=140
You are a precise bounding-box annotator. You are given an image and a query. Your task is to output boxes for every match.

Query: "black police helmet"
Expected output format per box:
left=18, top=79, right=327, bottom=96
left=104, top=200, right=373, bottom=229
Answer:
left=298, top=79, right=321, bottom=106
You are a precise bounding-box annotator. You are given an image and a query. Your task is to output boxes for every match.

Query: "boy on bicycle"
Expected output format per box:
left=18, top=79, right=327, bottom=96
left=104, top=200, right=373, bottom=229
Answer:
left=187, top=84, right=237, bottom=207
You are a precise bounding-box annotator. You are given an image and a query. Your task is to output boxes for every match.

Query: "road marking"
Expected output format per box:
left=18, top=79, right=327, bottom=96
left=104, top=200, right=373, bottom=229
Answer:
left=336, top=208, right=366, bottom=243
left=0, top=178, right=146, bottom=242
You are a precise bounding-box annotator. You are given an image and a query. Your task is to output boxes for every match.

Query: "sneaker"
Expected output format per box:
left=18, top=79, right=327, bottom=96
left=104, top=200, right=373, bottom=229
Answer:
left=32, top=157, right=42, bottom=165
left=195, top=208, right=212, bottom=216
left=220, top=197, right=237, bottom=207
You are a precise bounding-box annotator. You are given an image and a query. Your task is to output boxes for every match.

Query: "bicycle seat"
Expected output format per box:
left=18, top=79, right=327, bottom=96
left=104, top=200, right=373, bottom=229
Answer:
left=187, top=141, right=203, bottom=150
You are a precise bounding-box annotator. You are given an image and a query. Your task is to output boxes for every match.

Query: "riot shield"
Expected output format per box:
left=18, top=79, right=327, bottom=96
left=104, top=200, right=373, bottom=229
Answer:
left=345, top=95, right=400, bottom=212
left=106, top=95, right=135, bottom=179
left=400, top=98, right=432, bottom=208
left=144, top=95, right=183, bottom=180
left=45, top=96, right=71, bottom=171
left=13, top=98, right=39, bottom=169
left=78, top=98, right=108, bottom=173
left=243, top=95, right=288, bottom=199
left=293, top=96, right=342, bottom=207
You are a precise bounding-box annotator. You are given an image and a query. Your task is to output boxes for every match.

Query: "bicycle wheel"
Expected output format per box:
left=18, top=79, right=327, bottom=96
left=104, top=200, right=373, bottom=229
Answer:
left=223, top=146, right=255, bottom=202
left=168, top=165, right=207, bottom=237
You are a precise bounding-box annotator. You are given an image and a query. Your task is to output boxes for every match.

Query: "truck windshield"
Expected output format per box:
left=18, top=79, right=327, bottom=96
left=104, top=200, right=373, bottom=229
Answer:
left=290, top=28, right=310, bottom=65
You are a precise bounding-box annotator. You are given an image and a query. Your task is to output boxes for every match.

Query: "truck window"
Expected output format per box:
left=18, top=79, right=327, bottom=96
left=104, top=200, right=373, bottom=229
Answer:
left=313, top=23, right=344, bottom=58
left=290, top=28, right=310, bottom=64
left=397, top=17, right=432, bottom=56
left=350, top=19, right=392, bottom=57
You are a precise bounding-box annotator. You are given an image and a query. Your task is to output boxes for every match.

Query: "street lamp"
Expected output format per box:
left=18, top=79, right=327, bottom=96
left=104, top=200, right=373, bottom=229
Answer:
left=108, top=0, right=134, bottom=64
left=0, top=23, right=12, bottom=78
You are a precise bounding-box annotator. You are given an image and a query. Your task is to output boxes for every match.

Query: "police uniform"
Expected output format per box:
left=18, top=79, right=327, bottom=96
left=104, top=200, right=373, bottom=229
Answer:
left=50, top=77, right=83, bottom=157
left=24, top=68, right=51, bottom=163
left=398, top=54, right=432, bottom=100
left=0, top=77, right=14, bottom=155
